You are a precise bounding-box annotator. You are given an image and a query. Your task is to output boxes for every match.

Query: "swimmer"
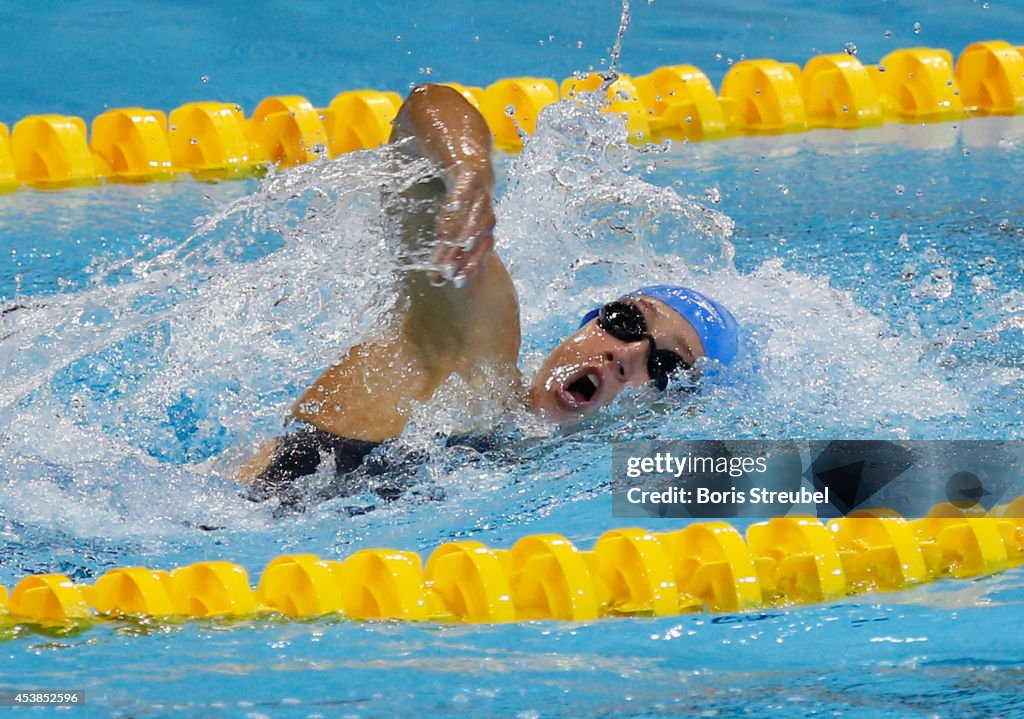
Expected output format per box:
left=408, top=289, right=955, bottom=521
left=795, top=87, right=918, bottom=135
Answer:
left=238, top=84, right=738, bottom=503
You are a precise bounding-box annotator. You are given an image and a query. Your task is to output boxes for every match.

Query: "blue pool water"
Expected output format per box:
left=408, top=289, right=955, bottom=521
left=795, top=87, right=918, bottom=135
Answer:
left=2, top=1, right=1024, bottom=717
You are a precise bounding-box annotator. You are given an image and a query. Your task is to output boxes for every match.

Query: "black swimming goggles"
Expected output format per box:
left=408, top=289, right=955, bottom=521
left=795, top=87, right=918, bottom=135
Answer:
left=596, top=301, right=690, bottom=391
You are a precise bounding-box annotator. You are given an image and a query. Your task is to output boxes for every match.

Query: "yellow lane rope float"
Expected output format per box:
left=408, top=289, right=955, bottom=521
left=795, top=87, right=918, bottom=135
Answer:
left=3, top=497, right=1023, bottom=627
left=0, top=41, right=1022, bottom=190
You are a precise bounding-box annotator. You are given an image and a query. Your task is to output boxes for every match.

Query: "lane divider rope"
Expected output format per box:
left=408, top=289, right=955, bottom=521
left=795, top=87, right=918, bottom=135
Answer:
left=0, top=41, right=1022, bottom=190
left=2, top=497, right=1023, bottom=627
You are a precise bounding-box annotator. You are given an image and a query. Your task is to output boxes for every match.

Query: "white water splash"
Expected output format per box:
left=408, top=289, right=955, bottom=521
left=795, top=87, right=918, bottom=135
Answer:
left=0, top=81, right=1019, bottom=550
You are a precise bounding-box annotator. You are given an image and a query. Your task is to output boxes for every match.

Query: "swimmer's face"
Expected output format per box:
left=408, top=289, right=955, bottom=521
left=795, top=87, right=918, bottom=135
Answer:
left=527, top=295, right=703, bottom=424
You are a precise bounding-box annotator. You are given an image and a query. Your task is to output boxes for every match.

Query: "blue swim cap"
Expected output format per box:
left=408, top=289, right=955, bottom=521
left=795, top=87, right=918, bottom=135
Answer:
left=580, top=285, right=740, bottom=365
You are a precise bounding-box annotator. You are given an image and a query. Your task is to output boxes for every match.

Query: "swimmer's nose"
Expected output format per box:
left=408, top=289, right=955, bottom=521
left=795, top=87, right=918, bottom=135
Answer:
left=603, top=341, right=649, bottom=385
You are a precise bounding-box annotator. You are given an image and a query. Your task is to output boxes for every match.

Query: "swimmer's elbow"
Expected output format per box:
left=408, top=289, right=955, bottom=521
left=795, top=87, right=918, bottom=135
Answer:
left=391, top=85, right=493, bottom=168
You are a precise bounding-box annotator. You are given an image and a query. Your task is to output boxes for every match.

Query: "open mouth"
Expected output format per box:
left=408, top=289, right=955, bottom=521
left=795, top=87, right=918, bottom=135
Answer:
left=562, top=370, right=601, bottom=407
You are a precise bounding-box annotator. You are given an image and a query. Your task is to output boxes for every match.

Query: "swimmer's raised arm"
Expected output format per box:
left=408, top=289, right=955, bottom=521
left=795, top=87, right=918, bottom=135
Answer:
left=257, top=84, right=520, bottom=447
left=390, top=84, right=496, bottom=287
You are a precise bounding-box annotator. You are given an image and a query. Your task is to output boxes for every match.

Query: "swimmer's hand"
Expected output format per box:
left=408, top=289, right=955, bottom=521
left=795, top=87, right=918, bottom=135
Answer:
left=432, top=162, right=496, bottom=288
left=390, top=84, right=497, bottom=289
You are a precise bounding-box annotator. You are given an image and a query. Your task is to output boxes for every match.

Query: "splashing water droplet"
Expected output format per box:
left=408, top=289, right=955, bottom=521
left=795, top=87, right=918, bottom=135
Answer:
left=844, top=42, right=858, bottom=56
left=200, top=75, right=210, bottom=84
left=972, top=275, right=996, bottom=293
left=913, top=21, right=922, bottom=34
left=608, top=0, right=631, bottom=73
